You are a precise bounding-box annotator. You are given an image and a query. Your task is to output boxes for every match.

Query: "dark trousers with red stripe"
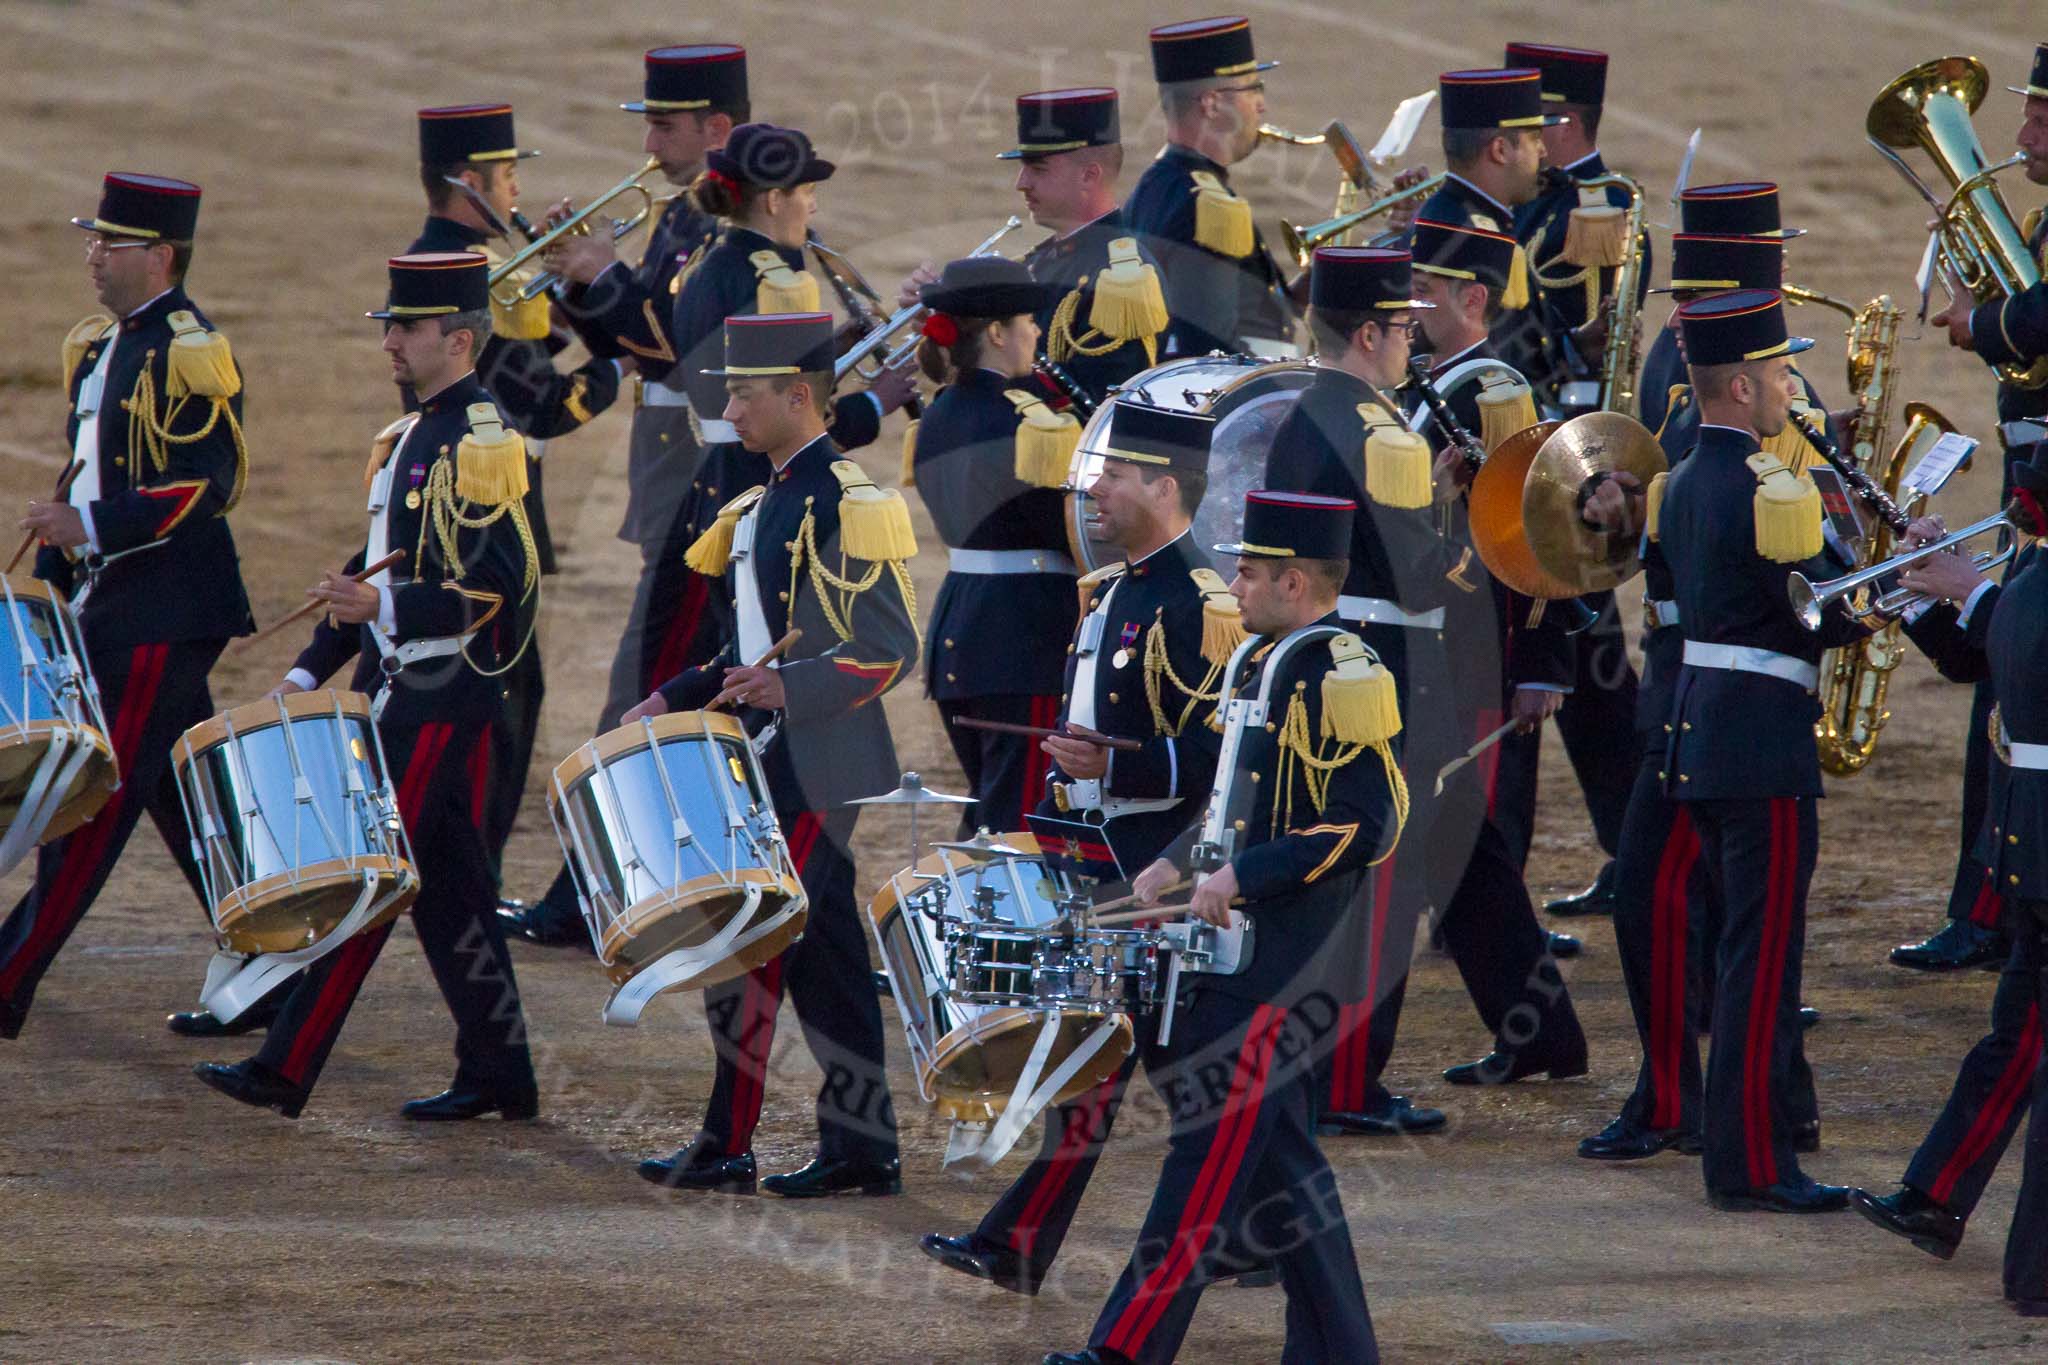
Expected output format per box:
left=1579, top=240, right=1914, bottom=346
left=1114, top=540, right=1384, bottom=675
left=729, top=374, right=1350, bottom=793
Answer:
left=1944, top=682, right=2009, bottom=930
left=1904, top=918, right=2044, bottom=1223
left=2002, top=903, right=2048, bottom=1301
left=0, top=637, right=221, bottom=1031
left=1690, top=795, right=1819, bottom=1195
left=1612, top=746, right=1712, bottom=1132
left=969, top=1009, right=1161, bottom=1278
left=937, top=694, right=1061, bottom=840
left=696, top=808, right=896, bottom=1163
left=1088, top=990, right=1376, bottom=1365
left=1323, top=855, right=1413, bottom=1115
left=1552, top=595, right=1640, bottom=861
left=253, top=720, right=534, bottom=1099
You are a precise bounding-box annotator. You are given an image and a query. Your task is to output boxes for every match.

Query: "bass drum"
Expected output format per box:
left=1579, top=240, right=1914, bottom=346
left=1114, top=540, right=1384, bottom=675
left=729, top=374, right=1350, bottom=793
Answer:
left=1065, top=356, right=1320, bottom=572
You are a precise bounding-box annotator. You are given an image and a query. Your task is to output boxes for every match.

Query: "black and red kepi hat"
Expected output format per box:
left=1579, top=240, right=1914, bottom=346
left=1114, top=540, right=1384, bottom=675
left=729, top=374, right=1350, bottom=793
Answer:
left=417, top=103, right=538, bottom=164
left=1675, top=288, right=1814, bottom=367
left=1504, top=42, right=1609, bottom=107
left=1000, top=88, right=1122, bottom=160
left=623, top=44, right=748, bottom=114
left=70, top=172, right=201, bottom=241
left=1148, top=16, right=1276, bottom=85
left=706, top=312, right=838, bottom=376
left=1217, top=489, right=1357, bottom=559
left=367, top=252, right=491, bottom=320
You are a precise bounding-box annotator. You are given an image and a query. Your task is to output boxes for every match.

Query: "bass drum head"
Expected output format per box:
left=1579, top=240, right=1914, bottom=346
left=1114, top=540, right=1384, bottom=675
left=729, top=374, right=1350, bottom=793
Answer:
left=1065, top=358, right=1320, bottom=572
left=924, top=1007, right=1135, bottom=1123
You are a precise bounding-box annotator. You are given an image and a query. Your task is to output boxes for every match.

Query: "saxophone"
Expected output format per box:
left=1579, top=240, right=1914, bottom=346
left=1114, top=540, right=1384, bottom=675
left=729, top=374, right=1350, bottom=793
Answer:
left=1581, top=171, right=1649, bottom=417
left=1783, top=286, right=1914, bottom=775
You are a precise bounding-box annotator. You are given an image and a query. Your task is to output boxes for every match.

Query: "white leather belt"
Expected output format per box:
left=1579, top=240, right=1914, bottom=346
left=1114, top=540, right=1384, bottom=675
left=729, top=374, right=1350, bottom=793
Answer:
left=1999, top=723, right=2048, bottom=770
left=2001, top=419, right=2048, bottom=448
left=1681, top=640, right=1819, bottom=690
left=1338, top=595, right=1444, bottom=630
left=1643, top=598, right=1680, bottom=630
left=392, top=636, right=470, bottom=666
left=947, top=547, right=1078, bottom=576
left=1057, top=783, right=1177, bottom=821
left=639, top=378, right=691, bottom=409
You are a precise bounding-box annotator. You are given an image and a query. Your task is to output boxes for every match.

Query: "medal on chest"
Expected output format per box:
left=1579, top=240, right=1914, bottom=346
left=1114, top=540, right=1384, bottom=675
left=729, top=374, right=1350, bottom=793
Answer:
left=1112, top=621, right=1140, bottom=670
left=405, top=461, right=426, bottom=510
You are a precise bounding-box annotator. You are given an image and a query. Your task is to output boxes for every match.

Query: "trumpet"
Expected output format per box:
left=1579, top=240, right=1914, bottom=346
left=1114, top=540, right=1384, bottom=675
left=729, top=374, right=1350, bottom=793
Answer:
left=830, top=217, right=1023, bottom=385
left=1278, top=174, right=1444, bottom=268
left=1787, top=507, right=2017, bottom=629
left=488, top=157, right=660, bottom=307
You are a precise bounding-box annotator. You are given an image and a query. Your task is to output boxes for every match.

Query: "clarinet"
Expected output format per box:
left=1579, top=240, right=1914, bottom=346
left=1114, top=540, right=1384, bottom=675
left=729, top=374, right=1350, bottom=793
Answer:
left=1789, top=412, right=1910, bottom=535
left=1405, top=355, right=1488, bottom=472
left=1032, top=358, right=1098, bottom=420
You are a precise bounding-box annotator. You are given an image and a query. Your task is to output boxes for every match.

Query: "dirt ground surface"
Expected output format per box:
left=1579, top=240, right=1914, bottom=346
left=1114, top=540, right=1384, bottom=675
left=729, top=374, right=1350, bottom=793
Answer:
left=5, top=1, right=2048, bottom=1360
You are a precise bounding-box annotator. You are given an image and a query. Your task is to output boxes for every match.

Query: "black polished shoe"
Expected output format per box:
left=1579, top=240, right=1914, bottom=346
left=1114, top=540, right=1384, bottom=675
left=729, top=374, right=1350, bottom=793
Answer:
left=1799, top=1005, right=1821, bottom=1030
left=1890, top=920, right=2009, bottom=972
left=1850, top=1185, right=1963, bottom=1260
left=1793, top=1120, right=1820, bottom=1155
left=0, top=998, right=22, bottom=1040
left=399, top=1086, right=539, bottom=1121
left=495, top=899, right=589, bottom=950
left=166, top=1004, right=279, bottom=1038
left=920, top=1233, right=1040, bottom=1295
left=192, top=1059, right=307, bottom=1119
left=1444, top=1049, right=1589, bottom=1086
left=2015, top=1299, right=2048, bottom=1318
left=1233, top=1266, right=1280, bottom=1288
left=1043, top=1351, right=1131, bottom=1365
left=1320, top=1094, right=1447, bottom=1136
left=1544, top=862, right=1617, bottom=917
left=1578, top=1115, right=1702, bottom=1161
left=1547, top=930, right=1583, bottom=959
left=638, top=1138, right=756, bottom=1193
left=761, top=1154, right=902, bottom=1198
left=1709, top=1176, right=1850, bottom=1213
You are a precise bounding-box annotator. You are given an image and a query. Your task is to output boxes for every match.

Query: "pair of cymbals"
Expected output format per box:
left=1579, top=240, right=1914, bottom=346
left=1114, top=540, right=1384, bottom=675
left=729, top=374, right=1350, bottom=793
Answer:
left=1470, top=411, right=1666, bottom=597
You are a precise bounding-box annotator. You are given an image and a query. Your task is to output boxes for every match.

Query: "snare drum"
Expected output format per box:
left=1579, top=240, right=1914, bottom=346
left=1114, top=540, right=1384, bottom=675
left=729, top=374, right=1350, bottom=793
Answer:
left=549, top=711, right=805, bottom=1025
left=173, top=691, right=418, bottom=1020
left=0, top=573, right=117, bottom=873
left=866, top=834, right=1135, bottom=1125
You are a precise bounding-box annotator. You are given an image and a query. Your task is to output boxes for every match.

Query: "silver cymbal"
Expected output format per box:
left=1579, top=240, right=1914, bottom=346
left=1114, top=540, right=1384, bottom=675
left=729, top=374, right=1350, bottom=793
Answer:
left=933, top=831, right=1030, bottom=861
left=846, top=771, right=976, bottom=806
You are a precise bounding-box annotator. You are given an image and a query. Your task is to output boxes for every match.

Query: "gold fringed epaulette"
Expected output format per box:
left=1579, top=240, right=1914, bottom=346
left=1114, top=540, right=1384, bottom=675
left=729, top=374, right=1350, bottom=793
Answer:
left=750, top=250, right=821, bottom=313
left=1321, top=632, right=1401, bottom=746
left=62, top=314, right=114, bottom=394
left=1190, top=567, right=1246, bottom=665
left=1475, top=372, right=1538, bottom=454
left=364, top=414, right=418, bottom=491
left=455, top=402, right=530, bottom=505
left=899, top=417, right=921, bottom=489
left=1190, top=171, right=1254, bottom=259
left=1360, top=405, right=1432, bottom=510
left=1561, top=204, right=1629, bottom=270
left=832, top=459, right=918, bottom=562
left=1088, top=237, right=1170, bottom=341
left=1761, top=398, right=1822, bottom=475
left=685, top=485, right=765, bottom=574
left=1644, top=469, right=1669, bottom=541
left=1748, top=452, right=1823, bottom=563
left=165, top=310, right=241, bottom=399
left=1076, top=560, right=1125, bottom=619
left=490, top=290, right=552, bottom=342
left=1006, top=390, right=1081, bottom=489
left=1501, top=241, right=1532, bottom=311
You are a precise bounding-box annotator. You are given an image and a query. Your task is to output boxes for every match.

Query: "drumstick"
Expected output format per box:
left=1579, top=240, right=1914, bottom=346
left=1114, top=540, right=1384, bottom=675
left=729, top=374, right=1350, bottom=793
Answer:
left=242, top=549, right=407, bottom=647
left=1092, top=897, right=1241, bottom=928
left=1034, top=879, right=1195, bottom=935
left=8, top=461, right=85, bottom=574
left=956, top=716, right=1145, bottom=752
left=706, top=629, right=803, bottom=711
left=1433, top=718, right=1520, bottom=797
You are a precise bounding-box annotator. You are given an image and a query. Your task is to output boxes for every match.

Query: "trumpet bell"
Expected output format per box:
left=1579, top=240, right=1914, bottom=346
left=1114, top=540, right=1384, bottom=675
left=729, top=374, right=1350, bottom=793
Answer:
left=1788, top=571, right=1824, bottom=632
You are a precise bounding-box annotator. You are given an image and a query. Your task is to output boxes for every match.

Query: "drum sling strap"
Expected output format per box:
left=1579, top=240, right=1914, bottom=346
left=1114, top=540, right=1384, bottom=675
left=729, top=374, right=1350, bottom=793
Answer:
left=942, top=1011, right=1127, bottom=1174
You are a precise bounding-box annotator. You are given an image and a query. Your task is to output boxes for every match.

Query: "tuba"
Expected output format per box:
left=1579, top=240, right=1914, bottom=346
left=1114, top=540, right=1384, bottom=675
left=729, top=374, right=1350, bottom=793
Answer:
left=1867, top=56, right=2048, bottom=387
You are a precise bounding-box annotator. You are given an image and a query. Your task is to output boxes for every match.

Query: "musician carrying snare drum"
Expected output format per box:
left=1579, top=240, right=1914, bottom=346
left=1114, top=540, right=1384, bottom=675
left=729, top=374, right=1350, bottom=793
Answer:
left=1046, top=490, right=1401, bottom=1365
left=192, top=252, right=539, bottom=1122
left=920, top=399, right=1232, bottom=1296
left=1, top=172, right=255, bottom=1041
left=623, top=311, right=918, bottom=1199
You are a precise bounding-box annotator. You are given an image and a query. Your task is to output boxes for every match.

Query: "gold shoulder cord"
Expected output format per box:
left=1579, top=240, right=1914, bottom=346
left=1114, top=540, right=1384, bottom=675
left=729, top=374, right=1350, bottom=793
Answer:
left=125, top=356, right=251, bottom=513
left=418, top=461, right=542, bottom=678
left=1141, top=609, right=1226, bottom=736
left=1272, top=680, right=1409, bottom=860
left=793, top=497, right=923, bottom=650
left=1046, top=279, right=1158, bottom=368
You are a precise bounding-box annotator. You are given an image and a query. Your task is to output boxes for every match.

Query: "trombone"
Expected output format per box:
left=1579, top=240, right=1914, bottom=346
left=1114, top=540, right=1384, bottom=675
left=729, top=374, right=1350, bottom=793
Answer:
left=487, top=156, right=661, bottom=308
left=1277, top=174, right=1445, bottom=268
left=1787, top=508, right=2017, bottom=629
left=831, top=216, right=1023, bottom=384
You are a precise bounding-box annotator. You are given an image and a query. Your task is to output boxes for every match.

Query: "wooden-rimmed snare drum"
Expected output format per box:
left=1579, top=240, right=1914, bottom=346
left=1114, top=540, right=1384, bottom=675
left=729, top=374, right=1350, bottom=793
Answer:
left=549, top=711, right=805, bottom=1025
left=0, top=573, right=117, bottom=873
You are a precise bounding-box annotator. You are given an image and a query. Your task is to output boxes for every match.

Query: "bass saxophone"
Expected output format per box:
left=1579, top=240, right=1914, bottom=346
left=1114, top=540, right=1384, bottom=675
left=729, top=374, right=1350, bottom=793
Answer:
left=1783, top=286, right=1921, bottom=775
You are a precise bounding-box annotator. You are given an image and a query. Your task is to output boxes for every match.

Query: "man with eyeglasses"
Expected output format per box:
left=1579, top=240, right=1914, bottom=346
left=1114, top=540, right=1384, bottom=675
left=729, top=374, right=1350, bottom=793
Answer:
left=1, top=172, right=254, bottom=1039
left=1123, top=16, right=1297, bottom=360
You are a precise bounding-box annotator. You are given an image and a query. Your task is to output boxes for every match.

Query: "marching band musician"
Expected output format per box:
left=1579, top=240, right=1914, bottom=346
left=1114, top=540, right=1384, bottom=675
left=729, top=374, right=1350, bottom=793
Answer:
left=1416, top=67, right=1561, bottom=391
left=1044, top=490, right=1397, bottom=1365
left=194, top=252, right=538, bottom=1120
left=1655, top=288, right=1872, bottom=1212
left=1851, top=467, right=2048, bottom=1304
left=1124, top=16, right=1297, bottom=360
left=1503, top=42, right=1645, bottom=925
left=1258, top=245, right=1457, bottom=1134
left=909, top=257, right=1078, bottom=835
left=1902, top=44, right=2048, bottom=974
left=898, top=86, right=1169, bottom=405
left=919, top=400, right=1229, bottom=1297
left=1, top=173, right=255, bottom=1040
left=625, top=312, right=915, bottom=1199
